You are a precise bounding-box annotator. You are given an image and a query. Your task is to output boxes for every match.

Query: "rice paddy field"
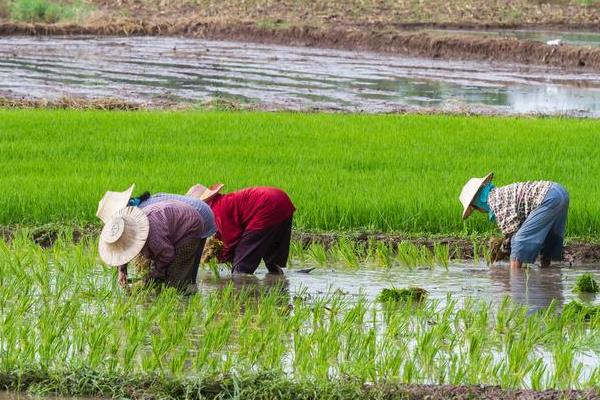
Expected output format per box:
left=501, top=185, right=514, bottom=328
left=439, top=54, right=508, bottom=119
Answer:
left=0, top=234, right=599, bottom=399
left=2, top=109, right=600, bottom=398
left=2, top=109, right=600, bottom=237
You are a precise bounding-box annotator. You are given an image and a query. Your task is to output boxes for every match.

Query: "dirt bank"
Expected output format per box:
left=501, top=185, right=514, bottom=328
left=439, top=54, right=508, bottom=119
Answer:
left=293, top=231, right=600, bottom=265
left=3, top=225, right=600, bottom=264
left=1, top=20, right=600, bottom=71
left=0, top=370, right=598, bottom=399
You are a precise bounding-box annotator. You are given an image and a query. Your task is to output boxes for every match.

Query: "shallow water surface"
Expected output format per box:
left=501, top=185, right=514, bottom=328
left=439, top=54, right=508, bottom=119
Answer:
left=200, top=262, right=600, bottom=312
left=1, top=36, right=600, bottom=115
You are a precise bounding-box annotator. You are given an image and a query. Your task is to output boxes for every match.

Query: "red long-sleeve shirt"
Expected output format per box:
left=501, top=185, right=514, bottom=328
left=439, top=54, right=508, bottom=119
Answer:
left=209, top=187, right=295, bottom=262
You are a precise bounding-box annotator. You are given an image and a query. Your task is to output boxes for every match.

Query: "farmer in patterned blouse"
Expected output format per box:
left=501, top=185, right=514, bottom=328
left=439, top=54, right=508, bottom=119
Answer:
left=459, top=173, right=569, bottom=269
left=96, top=185, right=215, bottom=290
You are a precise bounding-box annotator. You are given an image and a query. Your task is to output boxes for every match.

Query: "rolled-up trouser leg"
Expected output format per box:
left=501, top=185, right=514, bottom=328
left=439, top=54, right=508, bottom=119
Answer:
left=511, top=184, right=569, bottom=264
left=164, top=238, right=206, bottom=288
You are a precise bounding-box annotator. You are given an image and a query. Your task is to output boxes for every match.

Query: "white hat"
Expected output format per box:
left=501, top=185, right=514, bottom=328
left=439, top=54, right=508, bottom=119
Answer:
left=98, top=206, right=150, bottom=266
left=459, top=172, right=494, bottom=219
left=96, top=184, right=135, bottom=224
left=186, top=183, right=224, bottom=201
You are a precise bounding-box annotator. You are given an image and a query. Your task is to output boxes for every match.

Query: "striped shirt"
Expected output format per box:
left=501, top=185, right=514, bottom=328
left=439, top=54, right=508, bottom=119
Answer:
left=140, top=200, right=205, bottom=279
left=488, top=181, right=552, bottom=235
left=140, top=193, right=216, bottom=238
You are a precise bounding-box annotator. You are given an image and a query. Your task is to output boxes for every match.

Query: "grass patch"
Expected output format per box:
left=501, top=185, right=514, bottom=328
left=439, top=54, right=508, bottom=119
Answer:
left=7, top=0, right=91, bottom=22
left=1, top=110, right=600, bottom=237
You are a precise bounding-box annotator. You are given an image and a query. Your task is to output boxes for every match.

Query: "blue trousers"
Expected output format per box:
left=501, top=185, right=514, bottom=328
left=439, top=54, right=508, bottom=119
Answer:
left=511, top=184, right=569, bottom=264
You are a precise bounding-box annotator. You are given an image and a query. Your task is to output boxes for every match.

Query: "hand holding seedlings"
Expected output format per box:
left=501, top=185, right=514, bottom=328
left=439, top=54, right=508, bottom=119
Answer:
left=201, top=237, right=224, bottom=264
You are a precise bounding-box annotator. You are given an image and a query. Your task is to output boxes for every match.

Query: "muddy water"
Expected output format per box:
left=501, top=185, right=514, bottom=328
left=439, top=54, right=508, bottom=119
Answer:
left=2, top=36, right=600, bottom=115
left=199, top=262, right=600, bottom=313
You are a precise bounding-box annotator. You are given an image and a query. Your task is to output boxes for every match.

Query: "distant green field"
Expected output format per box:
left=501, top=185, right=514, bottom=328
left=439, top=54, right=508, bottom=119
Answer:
left=1, top=110, right=599, bottom=237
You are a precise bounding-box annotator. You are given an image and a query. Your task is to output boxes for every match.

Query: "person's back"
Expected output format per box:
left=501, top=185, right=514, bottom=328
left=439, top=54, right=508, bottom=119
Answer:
left=139, top=193, right=216, bottom=238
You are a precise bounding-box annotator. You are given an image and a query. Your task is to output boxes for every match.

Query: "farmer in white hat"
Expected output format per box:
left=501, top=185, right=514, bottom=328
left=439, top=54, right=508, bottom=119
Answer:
left=97, top=185, right=214, bottom=289
left=459, top=173, right=569, bottom=269
left=187, top=183, right=295, bottom=275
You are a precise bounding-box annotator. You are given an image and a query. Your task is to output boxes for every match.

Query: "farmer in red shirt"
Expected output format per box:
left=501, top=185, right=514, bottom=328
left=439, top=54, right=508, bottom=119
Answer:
left=187, top=184, right=295, bottom=275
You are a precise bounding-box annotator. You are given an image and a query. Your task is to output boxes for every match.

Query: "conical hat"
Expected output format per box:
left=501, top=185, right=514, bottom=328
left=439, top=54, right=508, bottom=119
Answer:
left=459, top=172, right=494, bottom=219
left=98, top=206, right=149, bottom=266
left=186, top=183, right=224, bottom=201
left=96, top=184, right=135, bottom=224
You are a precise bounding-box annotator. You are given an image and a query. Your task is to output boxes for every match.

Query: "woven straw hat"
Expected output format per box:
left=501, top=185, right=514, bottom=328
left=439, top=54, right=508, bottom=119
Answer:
left=186, top=183, right=224, bottom=201
left=98, top=206, right=150, bottom=266
left=96, top=184, right=135, bottom=224
left=459, top=172, right=494, bottom=220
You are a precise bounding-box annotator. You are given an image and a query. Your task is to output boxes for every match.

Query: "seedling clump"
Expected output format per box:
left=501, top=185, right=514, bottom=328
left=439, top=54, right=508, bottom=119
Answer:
left=377, top=287, right=428, bottom=303
left=563, top=301, right=600, bottom=320
left=573, top=273, right=599, bottom=294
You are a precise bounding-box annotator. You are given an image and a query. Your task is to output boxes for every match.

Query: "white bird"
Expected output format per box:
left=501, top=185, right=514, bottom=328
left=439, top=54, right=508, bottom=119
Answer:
left=546, top=39, right=562, bottom=46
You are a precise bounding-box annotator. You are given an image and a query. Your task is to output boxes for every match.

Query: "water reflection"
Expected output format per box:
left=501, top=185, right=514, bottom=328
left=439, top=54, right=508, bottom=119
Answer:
left=196, top=262, right=600, bottom=313
left=1, top=36, right=600, bottom=115
left=489, top=266, right=564, bottom=312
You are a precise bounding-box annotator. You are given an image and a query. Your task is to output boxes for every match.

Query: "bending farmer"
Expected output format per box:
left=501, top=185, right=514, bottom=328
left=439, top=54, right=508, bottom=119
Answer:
left=97, top=185, right=214, bottom=289
left=459, top=173, right=569, bottom=269
left=188, top=184, right=295, bottom=275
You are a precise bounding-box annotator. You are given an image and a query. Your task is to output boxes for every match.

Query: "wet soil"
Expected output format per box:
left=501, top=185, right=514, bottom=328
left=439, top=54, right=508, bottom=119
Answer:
left=372, top=384, right=599, bottom=400
left=3, top=36, right=600, bottom=115
left=4, top=224, right=600, bottom=265
left=2, top=21, right=600, bottom=71
left=1, top=381, right=598, bottom=400
left=293, top=231, right=600, bottom=265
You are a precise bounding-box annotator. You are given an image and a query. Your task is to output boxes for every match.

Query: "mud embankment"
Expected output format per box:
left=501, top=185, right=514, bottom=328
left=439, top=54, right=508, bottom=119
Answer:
left=3, top=225, right=600, bottom=264
left=1, top=20, right=600, bottom=71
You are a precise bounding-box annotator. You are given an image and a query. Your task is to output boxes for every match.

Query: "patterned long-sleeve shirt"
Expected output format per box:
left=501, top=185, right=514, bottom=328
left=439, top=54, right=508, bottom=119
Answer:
left=139, top=193, right=216, bottom=238
left=140, top=200, right=205, bottom=279
left=488, top=181, right=552, bottom=235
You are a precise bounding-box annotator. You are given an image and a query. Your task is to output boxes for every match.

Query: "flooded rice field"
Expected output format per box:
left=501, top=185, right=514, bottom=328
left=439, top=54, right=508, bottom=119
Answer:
left=201, top=262, right=600, bottom=313
left=1, top=36, right=600, bottom=115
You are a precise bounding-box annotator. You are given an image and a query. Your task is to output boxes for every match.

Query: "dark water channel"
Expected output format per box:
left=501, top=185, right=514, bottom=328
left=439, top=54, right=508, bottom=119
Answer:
left=200, top=261, right=600, bottom=313
left=1, top=36, right=600, bottom=115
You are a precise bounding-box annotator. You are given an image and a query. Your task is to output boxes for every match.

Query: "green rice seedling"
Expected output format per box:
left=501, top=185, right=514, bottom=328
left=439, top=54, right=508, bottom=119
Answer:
left=472, top=240, right=480, bottom=264
left=330, top=237, right=361, bottom=268
left=433, top=242, right=450, bottom=270
left=307, top=242, right=328, bottom=267
left=289, top=241, right=306, bottom=265
left=562, top=300, right=600, bottom=321
left=396, top=241, right=421, bottom=269
left=573, top=273, right=599, bottom=294
left=376, top=287, right=428, bottom=303
left=1, top=234, right=600, bottom=396
left=370, top=240, right=394, bottom=268
left=4, top=111, right=600, bottom=238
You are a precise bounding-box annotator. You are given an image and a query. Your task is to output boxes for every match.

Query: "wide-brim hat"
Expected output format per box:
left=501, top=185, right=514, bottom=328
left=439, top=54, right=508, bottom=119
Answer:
left=98, top=206, right=150, bottom=266
left=459, top=172, right=494, bottom=220
left=186, top=183, right=224, bottom=201
left=96, top=184, right=135, bottom=224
